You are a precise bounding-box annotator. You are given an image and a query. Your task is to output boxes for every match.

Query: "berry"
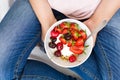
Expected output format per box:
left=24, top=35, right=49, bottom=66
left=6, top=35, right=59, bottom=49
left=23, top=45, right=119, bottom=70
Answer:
left=54, top=50, right=62, bottom=57
left=75, top=37, right=84, bottom=46
left=56, top=42, right=63, bottom=50
left=62, top=28, right=69, bottom=34
left=59, top=36, right=67, bottom=44
left=67, top=39, right=75, bottom=47
left=69, top=55, right=76, bottom=62
left=67, top=40, right=72, bottom=47
left=59, top=22, right=70, bottom=29
left=71, top=30, right=79, bottom=40
left=51, top=30, right=59, bottom=38
left=70, top=23, right=79, bottom=31
left=54, top=26, right=62, bottom=34
left=64, top=33, right=72, bottom=40
left=79, top=30, right=87, bottom=40
left=48, top=42, right=56, bottom=48
left=50, top=37, right=57, bottom=42
left=70, top=45, right=84, bottom=54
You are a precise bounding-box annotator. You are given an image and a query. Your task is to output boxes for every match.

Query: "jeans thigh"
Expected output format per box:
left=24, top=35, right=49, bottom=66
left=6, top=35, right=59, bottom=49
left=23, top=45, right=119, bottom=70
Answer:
left=20, top=60, right=76, bottom=80
left=94, top=9, right=120, bottom=80
left=0, top=0, right=41, bottom=79
left=69, top=9, right=120, bottom=80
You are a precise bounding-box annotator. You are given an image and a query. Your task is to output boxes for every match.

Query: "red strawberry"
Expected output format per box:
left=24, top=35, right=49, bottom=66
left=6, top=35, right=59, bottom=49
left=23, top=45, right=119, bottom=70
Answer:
left=70, top=23, right=79, bottom=31
left=54, top=26, right=62, bottom=34
left=70, top=29, right=75, bottom=35
left=79, top=30, right=87, bottom=40
left=70, top=45, right=84, bottom=54
left=69, top=55, right=76, bottom=62
left=71, top=30, right=79, bottom=40
left=67, top=42, right=72, bottom=47
left=51, top=30, right=59, bottom=38
left=67, top=40, right=72, bottom=47
left=62, top=28, right=69, bottom=34
left=75, top=37, right=84, bottom=46
left=67, top=39, right=75, bottom=47
left=56, top=42, right=63, bottom=50
left=59, top=36, right=67, bottom=44
left=59, top=22, right=70, bottom=29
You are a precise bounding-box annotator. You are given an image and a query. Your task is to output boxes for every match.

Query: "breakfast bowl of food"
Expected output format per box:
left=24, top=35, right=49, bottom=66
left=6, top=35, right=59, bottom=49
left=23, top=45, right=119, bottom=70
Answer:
left=44, top=19, right=94, bottom=68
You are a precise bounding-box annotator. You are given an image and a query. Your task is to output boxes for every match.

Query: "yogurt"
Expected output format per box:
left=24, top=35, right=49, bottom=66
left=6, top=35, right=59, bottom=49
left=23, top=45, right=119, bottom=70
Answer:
left=61, top=45, right=73, bottom=56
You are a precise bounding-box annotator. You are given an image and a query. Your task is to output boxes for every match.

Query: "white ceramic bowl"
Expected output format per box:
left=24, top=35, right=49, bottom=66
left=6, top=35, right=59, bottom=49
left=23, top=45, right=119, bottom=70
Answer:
left=44, top=19, right=93, bottom=68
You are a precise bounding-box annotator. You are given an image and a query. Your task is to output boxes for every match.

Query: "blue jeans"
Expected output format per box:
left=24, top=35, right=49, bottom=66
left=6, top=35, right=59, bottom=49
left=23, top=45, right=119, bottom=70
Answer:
left=0, top=0, right=120, bottom=80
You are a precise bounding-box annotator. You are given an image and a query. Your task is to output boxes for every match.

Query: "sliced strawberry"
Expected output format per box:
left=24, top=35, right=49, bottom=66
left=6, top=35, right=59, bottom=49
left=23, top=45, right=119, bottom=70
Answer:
left=67, top=41, right=72, bottom=47
left=62, top=28, right=69, bottom=34
left=59, top=22, right=70, bottom=29
left=67, top=39, right=75, bottom=47
left=70, top=29, right=75, bottom=35
left=54, top=26, right=62, bottom=34
left=79, top=29, right=87, bottom=40
left=59, top=36, right=67, bottom=44
left=69, top=55, right=76, bottom=62
left=75, top=37, right=84, bottom=46
left=70, top=45, right=84, bottom=54
left=51, top=30, right=59, bottom=38
left=71, top=30, right=79, bottom=40
left=56, top=42, right=63, bottom=51
left=70, top=23, right=79, bottom=31
left=67, top=39, right=72, bottom=47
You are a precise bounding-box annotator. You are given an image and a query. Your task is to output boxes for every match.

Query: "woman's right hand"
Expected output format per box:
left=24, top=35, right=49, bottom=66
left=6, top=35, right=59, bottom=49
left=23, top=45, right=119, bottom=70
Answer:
left=41, top=18, right=57, bottom=41
left=83, top=19, right=97, bottom=46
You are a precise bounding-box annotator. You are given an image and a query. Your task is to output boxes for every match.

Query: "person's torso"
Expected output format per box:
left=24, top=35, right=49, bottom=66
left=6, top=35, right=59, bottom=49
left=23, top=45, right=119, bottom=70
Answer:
left=48, top=0, right=101, bottom=20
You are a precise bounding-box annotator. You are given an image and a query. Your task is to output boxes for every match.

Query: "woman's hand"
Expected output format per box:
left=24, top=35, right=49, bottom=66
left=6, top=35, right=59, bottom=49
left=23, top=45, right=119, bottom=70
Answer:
left=83, top=19, right=97, bottom=45
left=84, top=0, right=120, bottom=45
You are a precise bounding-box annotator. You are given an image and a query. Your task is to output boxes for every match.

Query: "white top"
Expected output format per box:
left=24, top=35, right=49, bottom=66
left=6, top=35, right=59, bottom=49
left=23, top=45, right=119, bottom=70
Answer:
left=48, top=0, right=101, bottom=20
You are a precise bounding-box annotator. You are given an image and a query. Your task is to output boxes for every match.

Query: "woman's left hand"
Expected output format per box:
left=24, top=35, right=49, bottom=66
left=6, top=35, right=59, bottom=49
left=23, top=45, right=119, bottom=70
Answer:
left=83, top=19, right=97, bottom=46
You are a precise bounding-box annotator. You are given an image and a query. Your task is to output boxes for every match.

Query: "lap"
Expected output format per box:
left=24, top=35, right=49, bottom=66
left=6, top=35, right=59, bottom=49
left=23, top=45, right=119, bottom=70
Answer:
left=94, top=9, right=120, bottom=80
left=21, top=60, right=76, bottom=80
left=0, top=0, right=41, bottom=79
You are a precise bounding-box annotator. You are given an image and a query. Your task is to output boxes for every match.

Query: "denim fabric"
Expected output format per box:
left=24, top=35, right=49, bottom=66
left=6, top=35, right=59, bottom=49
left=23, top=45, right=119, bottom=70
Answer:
left=70, top=10, right=120, bottom=80
left=0, top=0, right=120, bottom=80
left=0, top=0, right=75, bottom=80
left=0, top=0, right=41, bottom=79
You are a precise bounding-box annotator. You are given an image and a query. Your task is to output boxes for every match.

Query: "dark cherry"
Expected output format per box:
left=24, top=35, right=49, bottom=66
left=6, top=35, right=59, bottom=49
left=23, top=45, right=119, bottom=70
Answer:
left=54, top=50, right=62, bottom=57
left=64, top=33, right=72, bottom=40
left=56, top=42, right=63, bottom=50
left=48, top=42, right=56, bottom=48
left=50, top=37, right=57, bottom=42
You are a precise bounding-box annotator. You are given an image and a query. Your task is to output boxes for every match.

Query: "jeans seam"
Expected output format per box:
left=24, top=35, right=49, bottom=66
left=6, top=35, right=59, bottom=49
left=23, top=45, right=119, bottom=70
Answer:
left=21, top=75, right=56, bottom=80
left=78, top=66, right=99, bottom=80
left=13, top=33, right=40, bottom=79
left=96, top=39, right=112, bottom=80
